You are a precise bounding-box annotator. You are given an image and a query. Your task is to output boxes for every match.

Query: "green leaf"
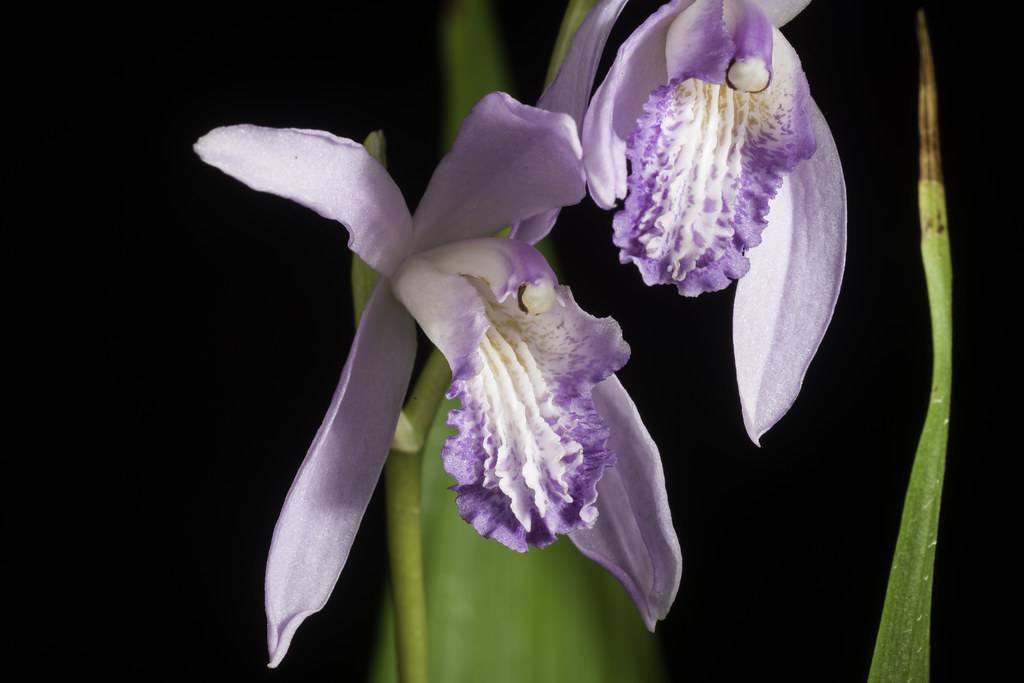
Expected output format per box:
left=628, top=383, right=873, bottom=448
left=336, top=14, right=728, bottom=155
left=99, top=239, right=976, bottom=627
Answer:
left=440, top=0, right=513, bottom=149
left=867, top=12, right=952, bottom=682
left=370, top=399, right=667, bottom=683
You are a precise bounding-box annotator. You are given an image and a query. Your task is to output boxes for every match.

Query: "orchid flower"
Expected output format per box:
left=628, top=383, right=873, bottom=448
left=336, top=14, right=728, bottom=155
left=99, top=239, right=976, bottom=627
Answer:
left=194, top=92, right=681, bottom=667
left=527, top=0, right=846, bottom=444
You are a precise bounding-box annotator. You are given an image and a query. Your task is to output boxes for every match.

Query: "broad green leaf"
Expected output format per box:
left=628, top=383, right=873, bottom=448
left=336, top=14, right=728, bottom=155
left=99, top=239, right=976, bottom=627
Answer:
left=867, top=12, right=952, bottom=682
left=370, top=399, right=667, bottom=683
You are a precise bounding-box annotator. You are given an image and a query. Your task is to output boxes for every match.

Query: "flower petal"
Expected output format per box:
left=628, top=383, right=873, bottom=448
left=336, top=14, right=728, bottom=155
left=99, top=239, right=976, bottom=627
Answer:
left=612, top=25, right=815, bottom=296
left=391, top=238, right=561, bottom=381
left=581, top=0, right=695, bottom=209
left=510, top=0, right=630, bottom=244
left=265, top=283, right=416, bottom=667
left=412, top=92, right=585, bottom=252
left=194, top=125, right=413, bottom=275
left=570, top=375, right=682, bottom=631
left=732, top=97, right=845, bottom=444
left=509, top=208, right=561, bottom=245
left=754, top=0, right=812, bottom=27
left=390, top=258, right=491, bottom=383
left=445, top=287, right=630, bottom=551
left=539, top=0, right=631, bottom=129
left=396, top=239, right=630, bottom=550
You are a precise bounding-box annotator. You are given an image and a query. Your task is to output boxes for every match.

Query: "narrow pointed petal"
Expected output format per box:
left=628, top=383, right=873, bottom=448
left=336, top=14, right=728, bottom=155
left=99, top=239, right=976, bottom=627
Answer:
left=539, top=0, right=630, bottom=128
left=510, top=0, right=630, bottom=244
left=754, top=0, right=812, bottom=27
left=732, top=98, right=846, bottom=444
left=570, top=375, right=682, bottom=631
left=412, top=92, right=585, bottom=252
left=581, top=0, right=696, bottom=208
left=195, top=125, right=413, bottom=275
left=265, top=284, right=416, bottom=667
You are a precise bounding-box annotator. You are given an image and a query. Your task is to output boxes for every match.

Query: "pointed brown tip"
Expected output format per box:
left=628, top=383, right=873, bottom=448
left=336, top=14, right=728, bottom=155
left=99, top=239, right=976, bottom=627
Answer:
left=917, top=9, right=942, bottom=183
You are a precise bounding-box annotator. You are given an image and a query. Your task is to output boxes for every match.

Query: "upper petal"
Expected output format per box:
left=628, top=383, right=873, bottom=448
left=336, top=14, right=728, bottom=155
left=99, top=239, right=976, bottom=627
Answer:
left=510, top=0, right=630, bottom=244
left=753, top=0, right=812, bottom=27
left=412, top=92, right=585, bottom=252
left=582, top=0, right=696, bottom=208
left=265, top=283, right=417, bottom=667
left=538, top=0, right=631, bottom=129
left=732, top=97, right=846, bottom=444
left=570, top=375, right=682, bottom=631
left=195, top=125, right=413, bottom=276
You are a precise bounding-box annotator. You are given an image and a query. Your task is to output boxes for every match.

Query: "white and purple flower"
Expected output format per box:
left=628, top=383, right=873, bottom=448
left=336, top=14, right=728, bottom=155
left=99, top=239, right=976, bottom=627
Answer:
left=532, top=0, right=847, bottom=444
left=195, top=92, right=681, bottom=666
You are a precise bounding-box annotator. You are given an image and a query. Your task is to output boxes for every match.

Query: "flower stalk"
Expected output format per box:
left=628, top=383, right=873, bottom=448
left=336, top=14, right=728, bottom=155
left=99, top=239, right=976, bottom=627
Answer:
left=867, top=10, right=952, bottom=681
left=383, top=350, right=450, bottom=683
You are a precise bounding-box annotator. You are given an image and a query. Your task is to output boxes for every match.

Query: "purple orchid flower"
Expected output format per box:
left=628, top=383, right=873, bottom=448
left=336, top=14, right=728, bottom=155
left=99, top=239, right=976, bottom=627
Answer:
left=524, top=0, right=846, bottom=445
left=194, top=92, right=681, bottom=667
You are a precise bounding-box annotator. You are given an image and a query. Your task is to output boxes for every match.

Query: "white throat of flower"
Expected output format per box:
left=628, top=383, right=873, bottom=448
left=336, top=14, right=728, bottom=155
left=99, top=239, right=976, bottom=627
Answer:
left=469, top=282, right=586, bottom=532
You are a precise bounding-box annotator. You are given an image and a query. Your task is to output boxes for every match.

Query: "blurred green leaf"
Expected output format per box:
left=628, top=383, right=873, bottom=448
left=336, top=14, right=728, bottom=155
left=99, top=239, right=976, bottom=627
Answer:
left=370, top=400, right=667, bottom=683
left=441, top=0, right=513, bottom=148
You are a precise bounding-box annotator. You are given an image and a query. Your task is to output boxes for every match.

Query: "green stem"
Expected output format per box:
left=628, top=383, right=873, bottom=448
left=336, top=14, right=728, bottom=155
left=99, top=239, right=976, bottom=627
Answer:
left=867, top=12, right=952, bottom=681
left=385, top=351, right=450, bottom=683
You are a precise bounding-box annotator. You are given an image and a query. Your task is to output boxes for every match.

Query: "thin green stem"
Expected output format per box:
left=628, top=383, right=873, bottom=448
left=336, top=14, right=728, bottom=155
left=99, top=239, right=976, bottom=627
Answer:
left=867, top=11, right=952, bottom=681
left=384, top=353, right=450, bottom=683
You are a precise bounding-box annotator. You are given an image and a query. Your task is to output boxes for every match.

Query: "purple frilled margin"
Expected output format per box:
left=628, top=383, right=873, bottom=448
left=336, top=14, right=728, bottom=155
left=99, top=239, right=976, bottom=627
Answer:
left=572, top=0, right=845, bottom=444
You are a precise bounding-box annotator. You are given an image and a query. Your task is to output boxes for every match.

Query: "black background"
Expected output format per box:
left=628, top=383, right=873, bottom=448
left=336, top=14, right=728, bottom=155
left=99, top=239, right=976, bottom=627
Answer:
left=102, top=1, right=995, bottom=680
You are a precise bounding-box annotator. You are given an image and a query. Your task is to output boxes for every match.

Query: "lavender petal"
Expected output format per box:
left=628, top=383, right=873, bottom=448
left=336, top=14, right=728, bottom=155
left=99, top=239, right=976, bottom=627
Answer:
left=732, top=97, right=845, bottom=444
left=582, top=0, right=696, bottom=209
left=753, top=0, right=812, bottom=27
left=538, top=0, right=631, bottom=129
left=511, top=0, right=630, bottom=244
left=391, top=238, right=559, bottom=383
left=194, top=125, right=413, bottom=276
left=613, top=24, right=816, bottom=296
left=265, top=283, right=416, bottom=667
left=570, top=375, right=682, bottom=631
left=444, top=286, right=630, bottom=550
left=412, top=93, right=585, bottom=252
